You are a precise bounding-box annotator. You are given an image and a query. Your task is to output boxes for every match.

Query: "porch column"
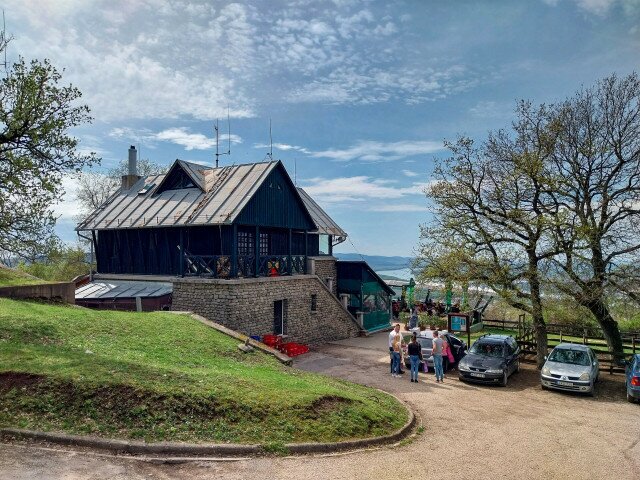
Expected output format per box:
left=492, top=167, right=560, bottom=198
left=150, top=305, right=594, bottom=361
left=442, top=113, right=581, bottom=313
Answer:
left=254, top=225, right=260, bottom=277
left=231, top=224, right=238, bottom=277
left=179, top=228, right=184, bottom=277
left=304, top=231, right=308, bottom=274
left=329, top=234, right=333, bottom=256
left=287, top=228, right=292, bottom=275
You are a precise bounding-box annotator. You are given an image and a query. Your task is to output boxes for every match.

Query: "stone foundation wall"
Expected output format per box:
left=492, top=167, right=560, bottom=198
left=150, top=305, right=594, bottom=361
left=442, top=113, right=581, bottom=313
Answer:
left=308, top=256, right=337, bottom=296
left=172, top=275, right=360, bottom=345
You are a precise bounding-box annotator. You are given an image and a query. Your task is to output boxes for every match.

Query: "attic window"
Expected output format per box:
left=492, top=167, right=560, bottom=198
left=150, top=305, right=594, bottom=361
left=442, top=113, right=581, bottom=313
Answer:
left=156, top=167, right=198, bottom=194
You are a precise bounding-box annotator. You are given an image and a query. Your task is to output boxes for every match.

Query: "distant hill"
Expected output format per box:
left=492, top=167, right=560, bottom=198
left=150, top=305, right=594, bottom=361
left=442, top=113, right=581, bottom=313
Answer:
left=334, top=253, right=413, bottom=271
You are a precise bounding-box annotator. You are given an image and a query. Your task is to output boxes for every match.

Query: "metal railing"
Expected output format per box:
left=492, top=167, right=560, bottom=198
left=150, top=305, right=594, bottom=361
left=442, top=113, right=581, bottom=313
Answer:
left=184, top=254, right=306, bottom=278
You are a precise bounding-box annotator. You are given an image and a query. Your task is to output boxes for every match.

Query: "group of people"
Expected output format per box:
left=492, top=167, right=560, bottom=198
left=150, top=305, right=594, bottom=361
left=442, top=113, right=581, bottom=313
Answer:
left=391, top=300, right=461, bottom=320
left=388, top=323, right=454, bottom=383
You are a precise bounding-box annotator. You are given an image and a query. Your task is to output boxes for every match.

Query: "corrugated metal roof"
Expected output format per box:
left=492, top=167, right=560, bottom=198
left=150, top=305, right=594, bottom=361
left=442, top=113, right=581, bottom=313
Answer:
left=75, top=280, right=173, bottom=299
left=297, top=187, right=347, bottom=239
left=77, top=161, right=281, bottom=230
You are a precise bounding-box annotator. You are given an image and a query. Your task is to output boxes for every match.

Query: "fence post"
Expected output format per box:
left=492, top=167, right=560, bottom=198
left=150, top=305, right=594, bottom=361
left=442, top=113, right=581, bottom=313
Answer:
left=560, top=331, right=563, bottom=343
left=633, top=337, right=636, bottom=355
left=583, top=330, right=587, bottom=345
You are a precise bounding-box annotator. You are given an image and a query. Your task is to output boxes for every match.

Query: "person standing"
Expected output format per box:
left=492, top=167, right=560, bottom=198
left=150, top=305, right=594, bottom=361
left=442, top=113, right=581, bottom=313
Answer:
left=388, top=324, right=401, bottom=373
left=409, top=306, right=419, bottom=329
left=432, top=330, right=444, bottom=382
left=391, top=334, right=402, bottom=377
left=407, top=332, right=423, bottom=383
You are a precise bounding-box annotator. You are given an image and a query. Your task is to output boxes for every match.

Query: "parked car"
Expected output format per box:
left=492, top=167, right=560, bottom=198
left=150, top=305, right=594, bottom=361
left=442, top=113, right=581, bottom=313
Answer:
left=540, top=344, right=599, bottom=396
left=403, top=332, right=467, bottom=372
left=458, top=334, right=520, bottom=386
left=625, top=354, right=640, bottom=403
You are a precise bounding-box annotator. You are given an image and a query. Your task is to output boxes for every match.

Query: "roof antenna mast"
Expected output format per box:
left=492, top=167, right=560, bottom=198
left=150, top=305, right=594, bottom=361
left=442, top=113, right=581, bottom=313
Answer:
left=214, top=106, right=231, bottom=168
left=267, top=118, right=273, bottom=160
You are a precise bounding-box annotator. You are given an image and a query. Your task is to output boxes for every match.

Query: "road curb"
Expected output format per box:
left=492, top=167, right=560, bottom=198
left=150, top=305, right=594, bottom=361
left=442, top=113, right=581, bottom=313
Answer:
left=0, top=399, right=416, bottom=458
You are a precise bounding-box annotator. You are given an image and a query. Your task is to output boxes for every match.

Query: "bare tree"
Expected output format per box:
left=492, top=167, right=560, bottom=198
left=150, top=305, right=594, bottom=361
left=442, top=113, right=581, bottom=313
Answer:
left=421, top=104, right=559, bottom=366
left=546, top=73, right=640, bottom=361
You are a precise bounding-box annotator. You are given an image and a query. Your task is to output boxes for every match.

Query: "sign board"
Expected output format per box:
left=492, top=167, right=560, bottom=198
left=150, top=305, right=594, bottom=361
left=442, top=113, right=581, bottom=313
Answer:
left=450, top=314, right=467, bottom=332
left=448, top=313, right=471, bottom=347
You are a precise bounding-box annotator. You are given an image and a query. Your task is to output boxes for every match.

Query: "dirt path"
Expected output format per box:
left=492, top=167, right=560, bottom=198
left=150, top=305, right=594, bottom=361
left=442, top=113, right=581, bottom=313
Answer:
left=1, top=332, right=639, bottom=480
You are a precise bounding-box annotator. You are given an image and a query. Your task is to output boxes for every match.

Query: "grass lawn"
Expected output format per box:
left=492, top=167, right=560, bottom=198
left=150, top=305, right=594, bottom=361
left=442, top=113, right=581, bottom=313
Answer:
left=0, top=299, right=406, bottom=445
left=0, top=266, right=49, bottom=287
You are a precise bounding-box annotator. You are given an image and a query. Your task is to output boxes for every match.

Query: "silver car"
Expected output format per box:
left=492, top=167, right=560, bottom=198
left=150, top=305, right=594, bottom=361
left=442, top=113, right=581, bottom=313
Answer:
left=540, top=344, right=599, bottom=396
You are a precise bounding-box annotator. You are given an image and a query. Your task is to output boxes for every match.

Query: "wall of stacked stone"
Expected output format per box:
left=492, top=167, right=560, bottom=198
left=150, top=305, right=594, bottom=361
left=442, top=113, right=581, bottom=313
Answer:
left=172, top=274, right=360, bottom=345
left=309, top=256, right=337, bottom=296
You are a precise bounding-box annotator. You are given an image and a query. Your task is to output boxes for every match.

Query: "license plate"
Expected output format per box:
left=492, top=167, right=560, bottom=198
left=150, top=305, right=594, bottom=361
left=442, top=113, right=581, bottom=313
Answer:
left=470, top=373, right=486, bottom=378
left=557, top=381, right=573, bottom=386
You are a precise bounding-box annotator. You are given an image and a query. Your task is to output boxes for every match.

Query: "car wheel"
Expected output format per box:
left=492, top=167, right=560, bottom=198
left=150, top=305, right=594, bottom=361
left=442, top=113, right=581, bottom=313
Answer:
left=515, top=360, right=520, bottom=373
left=587, top=382, right=595, bottom=397
left=500, top=371, right=508, bottom=387
left=541, top=384, right=548, bottom=391
left=628, top=391, right=636, bottom=403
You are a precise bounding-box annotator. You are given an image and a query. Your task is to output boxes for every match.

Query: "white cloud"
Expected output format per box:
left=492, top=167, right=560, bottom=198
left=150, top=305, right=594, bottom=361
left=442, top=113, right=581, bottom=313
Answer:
left=402, top=169, right=420, bottom=177
left=468, top=100, right=513, bottom=119
left=53, top=174, right=85, bottom=221
left=542, top=0, right=639, bottom=16
left=369, top=204, right=426, bottom=212
left=301, top=176, right=429, bottom=203
left=310, top=140, right=443, bottom=162
left=253, top=143, right=310, bottom=154
left=109, top=127, right=242, bottom=151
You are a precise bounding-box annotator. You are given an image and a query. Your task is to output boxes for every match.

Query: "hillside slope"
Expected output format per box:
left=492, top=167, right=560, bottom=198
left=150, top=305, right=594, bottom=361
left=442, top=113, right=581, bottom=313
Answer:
left=0, top=299, right=405, bottom=444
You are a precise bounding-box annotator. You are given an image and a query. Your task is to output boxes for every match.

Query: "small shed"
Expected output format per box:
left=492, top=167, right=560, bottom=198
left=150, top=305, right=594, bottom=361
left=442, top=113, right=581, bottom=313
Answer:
left=336, top=261, right=394, bottom=332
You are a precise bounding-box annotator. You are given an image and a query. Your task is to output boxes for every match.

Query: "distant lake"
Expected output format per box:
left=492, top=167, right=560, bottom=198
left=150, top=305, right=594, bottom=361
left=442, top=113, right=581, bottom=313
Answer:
left=376, top=268, right=414, bottom=280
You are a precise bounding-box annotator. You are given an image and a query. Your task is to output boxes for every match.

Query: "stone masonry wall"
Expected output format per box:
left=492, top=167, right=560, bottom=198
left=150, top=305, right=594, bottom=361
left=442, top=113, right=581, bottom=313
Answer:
left=309, top=256, right=337, bottom=296
left=172, top=275, right=360, bottom=345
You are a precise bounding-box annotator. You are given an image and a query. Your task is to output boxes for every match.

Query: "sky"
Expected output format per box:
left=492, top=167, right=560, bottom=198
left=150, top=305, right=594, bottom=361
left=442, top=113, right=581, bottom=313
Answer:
left=6, top=0, right=640, bottom=256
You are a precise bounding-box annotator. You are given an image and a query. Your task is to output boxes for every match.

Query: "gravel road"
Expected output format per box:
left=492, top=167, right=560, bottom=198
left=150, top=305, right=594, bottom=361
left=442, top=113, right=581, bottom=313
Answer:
left=1, top=332, right=638, bottom=480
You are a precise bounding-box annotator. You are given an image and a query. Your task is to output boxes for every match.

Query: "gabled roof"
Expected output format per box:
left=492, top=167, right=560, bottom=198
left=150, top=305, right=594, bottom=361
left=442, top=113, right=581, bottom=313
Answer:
left=297, top=187, right=347, bottom=240
left=337, top=260, right=395, bottom=295
left=77, top=160, right=326, bottom=231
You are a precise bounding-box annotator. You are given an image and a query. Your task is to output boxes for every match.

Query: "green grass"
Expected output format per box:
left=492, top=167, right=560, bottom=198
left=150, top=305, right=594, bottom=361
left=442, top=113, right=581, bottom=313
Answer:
left=0, top=266, right=49, bottom=287
left=0, top=298, right=406, bottom=444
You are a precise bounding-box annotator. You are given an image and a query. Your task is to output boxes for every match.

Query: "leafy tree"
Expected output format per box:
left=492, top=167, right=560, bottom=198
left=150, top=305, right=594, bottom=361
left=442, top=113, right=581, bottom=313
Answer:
left=17, top=241, right=92, bottom=282
left=0, top=51, right=97, bottom=259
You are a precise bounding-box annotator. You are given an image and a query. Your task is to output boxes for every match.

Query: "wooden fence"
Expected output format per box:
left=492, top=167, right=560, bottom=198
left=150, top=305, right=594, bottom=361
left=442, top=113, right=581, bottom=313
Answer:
left=483, top=318, right=638, bottom=374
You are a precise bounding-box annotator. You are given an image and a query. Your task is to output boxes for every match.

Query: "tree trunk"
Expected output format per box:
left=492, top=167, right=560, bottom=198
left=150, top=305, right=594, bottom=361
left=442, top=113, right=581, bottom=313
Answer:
left=527, top=254, right=547, bottom=368
left=584, top=298, right=624, bottom=363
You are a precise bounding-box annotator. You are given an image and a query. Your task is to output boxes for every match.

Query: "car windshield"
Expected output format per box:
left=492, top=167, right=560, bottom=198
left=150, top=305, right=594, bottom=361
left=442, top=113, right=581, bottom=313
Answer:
left=470, top=342, right=504, bottom=357
left=418, top=338, right=433, bottom=349
left=548, top=348, right=590, bottom=366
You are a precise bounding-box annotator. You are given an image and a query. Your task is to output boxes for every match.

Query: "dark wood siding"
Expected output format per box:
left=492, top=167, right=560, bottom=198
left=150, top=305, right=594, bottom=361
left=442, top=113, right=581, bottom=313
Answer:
left=234, top=164, right=315, bottom=230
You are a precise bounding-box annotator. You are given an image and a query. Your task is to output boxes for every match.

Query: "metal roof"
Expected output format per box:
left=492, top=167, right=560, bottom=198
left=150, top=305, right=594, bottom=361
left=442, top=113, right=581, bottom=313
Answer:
left=77, top=161, right=283, bottom=230
left=297, top=187, right=347, bottom=240
left=75, top=280, right=173, bottom=300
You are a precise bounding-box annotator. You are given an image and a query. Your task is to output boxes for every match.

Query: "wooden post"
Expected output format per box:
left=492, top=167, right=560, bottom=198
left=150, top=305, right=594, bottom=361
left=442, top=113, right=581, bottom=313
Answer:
left=583, top=330, right=587, bottom=345
left=633, top=337, right=636, bottom=355
left=179, top=228, right=184, bottom=277
left=254, top=225, right=260, bottom=278
left=287, top=228, right=292, bottom=275
left=231, top=224, right=238, bottom=278
left=560, top=331, right=563, bottom=343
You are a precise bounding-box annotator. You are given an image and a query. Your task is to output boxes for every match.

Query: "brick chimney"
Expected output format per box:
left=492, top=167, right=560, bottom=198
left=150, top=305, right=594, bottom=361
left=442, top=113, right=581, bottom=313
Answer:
left=121, top=145, right=141, bottom=190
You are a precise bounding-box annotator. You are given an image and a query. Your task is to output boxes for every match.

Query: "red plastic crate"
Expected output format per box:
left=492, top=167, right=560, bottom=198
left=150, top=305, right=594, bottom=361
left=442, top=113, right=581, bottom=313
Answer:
left=262, top=334, right=282, bottom=348
left=280, top=342, right=309, bottom=357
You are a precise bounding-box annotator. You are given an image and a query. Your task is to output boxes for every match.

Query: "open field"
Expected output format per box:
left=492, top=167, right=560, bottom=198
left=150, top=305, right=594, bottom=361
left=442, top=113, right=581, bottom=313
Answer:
left=0, top=299, right=406, bottom=445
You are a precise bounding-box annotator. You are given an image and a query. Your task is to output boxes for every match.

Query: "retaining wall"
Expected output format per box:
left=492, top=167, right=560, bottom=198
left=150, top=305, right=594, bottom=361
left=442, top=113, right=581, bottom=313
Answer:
left=0, top=282, right=75, bottom=304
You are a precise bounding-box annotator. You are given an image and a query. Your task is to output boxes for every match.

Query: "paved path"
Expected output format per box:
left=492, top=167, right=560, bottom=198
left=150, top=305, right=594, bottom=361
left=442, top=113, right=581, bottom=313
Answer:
left=1, top=332, right=639, bottom=479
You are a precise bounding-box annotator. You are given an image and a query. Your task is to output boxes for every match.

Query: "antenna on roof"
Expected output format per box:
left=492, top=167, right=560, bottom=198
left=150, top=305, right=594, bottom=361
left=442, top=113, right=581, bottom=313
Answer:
left=294, top=158, right=297, bottom=186
left=267, top=118, right=273, bottom=160
left=214, top=106, right=231, bottom=168
left=1, top=11, right=11, bottom=75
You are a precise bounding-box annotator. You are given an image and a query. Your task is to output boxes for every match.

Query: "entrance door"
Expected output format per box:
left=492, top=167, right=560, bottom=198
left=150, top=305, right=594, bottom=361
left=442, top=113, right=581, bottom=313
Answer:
left=274, top=300, right=284, bottom=335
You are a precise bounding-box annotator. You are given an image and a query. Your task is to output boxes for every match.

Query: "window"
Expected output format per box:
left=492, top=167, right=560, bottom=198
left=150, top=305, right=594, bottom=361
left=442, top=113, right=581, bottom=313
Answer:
left=157, top=168, right=196, bottom=192
left=318, top=234, right=330, bottom=255
left=259, top=232, right=269, bottom=256
left=311, top=294, right=317, bottom=312
left=238, top=231, right=254, bottom=257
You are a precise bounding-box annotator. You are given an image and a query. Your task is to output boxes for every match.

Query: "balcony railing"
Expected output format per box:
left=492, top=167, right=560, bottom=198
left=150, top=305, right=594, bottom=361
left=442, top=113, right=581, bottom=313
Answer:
left=184, top=254, right=306, bottom=278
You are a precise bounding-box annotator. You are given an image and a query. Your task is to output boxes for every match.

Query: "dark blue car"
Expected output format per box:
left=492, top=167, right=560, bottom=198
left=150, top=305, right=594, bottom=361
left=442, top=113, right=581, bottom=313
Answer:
left=626, top=354, right=640, bottom=403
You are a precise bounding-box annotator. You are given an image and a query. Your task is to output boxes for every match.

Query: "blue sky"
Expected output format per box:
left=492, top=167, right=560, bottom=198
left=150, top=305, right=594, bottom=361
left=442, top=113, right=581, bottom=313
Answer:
left=7, top=0, right=639, bottom=256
